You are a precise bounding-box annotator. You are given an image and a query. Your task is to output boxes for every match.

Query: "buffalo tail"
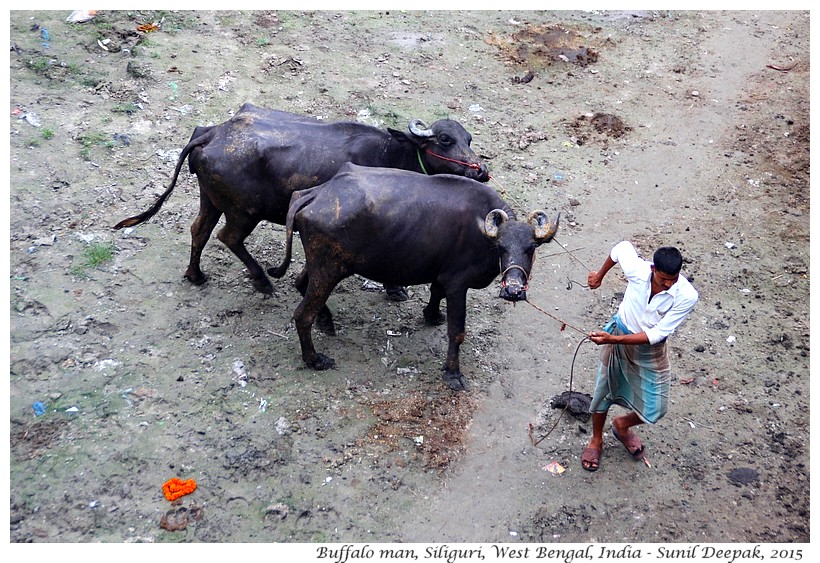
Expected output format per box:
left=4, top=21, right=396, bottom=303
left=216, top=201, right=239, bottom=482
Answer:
left=267, top=188, right=319, bottom=279
left=112, top=133, right=212, bottom=229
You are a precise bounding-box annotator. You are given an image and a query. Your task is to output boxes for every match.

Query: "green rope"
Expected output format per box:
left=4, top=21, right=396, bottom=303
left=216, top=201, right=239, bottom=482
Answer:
left=416, top=149, right=429, bottom=175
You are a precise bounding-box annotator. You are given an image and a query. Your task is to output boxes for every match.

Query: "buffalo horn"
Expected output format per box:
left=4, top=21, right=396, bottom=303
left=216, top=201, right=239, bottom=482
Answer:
left=528, top=210, right=560, bottom=243
left=408, top=119, right=434, bottom=138
left=484, top=209, right=509, bottom=239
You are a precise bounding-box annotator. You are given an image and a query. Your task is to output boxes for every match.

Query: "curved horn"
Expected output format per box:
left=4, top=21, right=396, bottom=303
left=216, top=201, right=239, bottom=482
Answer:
left=408, top=119, right=434, bottom=138
left=528, top=210, right=560, bottom=243
left=484, top=209, right=509, bottom=239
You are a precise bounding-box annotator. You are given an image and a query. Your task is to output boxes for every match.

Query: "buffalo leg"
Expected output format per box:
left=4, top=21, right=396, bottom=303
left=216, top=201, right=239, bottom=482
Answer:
left=423, top=281, right=446, bottom=325
left=184, top=190, right=222, bottom=286
left=293, top=269, right=341, bottom=370
left=216, top=215, right=273, bottom=294
left=294, top=266, right=335, bottom=335
left=442, top=289, right=469, bottom=391
left=385, top=284, right=410, bottom=302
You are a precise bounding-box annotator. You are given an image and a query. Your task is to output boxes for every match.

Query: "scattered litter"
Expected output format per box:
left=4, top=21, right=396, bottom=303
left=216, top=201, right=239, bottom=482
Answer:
left=40, top=28, right=50, bottom=45
left=232, top=359, right=248, bottom=386
left=162, top=477, right=197, bottom=501
left=726, top=335, right=736, bottom=345
left=33, top=234, right=56, bottom=246
left=137, top=22, right=160, bottom=33
left=361, top=278, right=382, bottom=291
left=738, top=288, right=751, bottom=294
left=275, top=416, right=290, bottom=435
left=468, top=103, right=483, bottom=112
left=386, top=330, right=402, bottom=336
left=258, top=398, right=268, bottom=412
left=113, top=133, right=130, bottom=146
left=94, top=359, right=120, bottom=371
left=167, top=81, right=178, bottom=101
left=509, top=530, right=518, bottom=537
left=20, top=112, right=42, bottom=127
left=67, top=10, right=97, bottom=23
left=97, top=38, right=111, bottom=51
left=32, top=402, right=47, bottom=416
left=542, top=461, right=565, bottom=475
left=65, top=406, right=79, bottom=413
left=324, top=476, right=333, bottom=484
left=218, top=74, right=236, bottom=91
left=413, top=435, right=424, bottom=445
left=724, top=242, right=737, bottom=249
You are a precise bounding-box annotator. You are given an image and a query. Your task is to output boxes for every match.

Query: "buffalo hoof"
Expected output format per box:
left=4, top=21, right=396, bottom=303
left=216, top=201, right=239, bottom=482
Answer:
left=184, top=271, right=208, bottom=286
left=385, top=286, right=410, bottom=302
left=251, top=275, right=274, bottom=295
left=442, top=370, right=469, bottom=391
left=423, top=308, right=446, bottom=326
left=308, top=353, right=336, bottom=371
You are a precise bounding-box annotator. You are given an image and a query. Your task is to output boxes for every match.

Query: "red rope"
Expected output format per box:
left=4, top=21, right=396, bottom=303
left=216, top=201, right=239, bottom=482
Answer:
left=424, top=149, right=482, bottom=170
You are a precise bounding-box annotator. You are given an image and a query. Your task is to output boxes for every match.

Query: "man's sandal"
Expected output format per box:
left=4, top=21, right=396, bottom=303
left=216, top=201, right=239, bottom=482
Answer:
left=581, top=446, right=602, bottom=472
left=612, top=427, right=645, bottom=460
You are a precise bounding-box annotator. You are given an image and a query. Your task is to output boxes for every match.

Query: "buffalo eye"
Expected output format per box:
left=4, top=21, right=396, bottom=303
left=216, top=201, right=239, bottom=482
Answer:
left=438, top=134, right=453, bottom=146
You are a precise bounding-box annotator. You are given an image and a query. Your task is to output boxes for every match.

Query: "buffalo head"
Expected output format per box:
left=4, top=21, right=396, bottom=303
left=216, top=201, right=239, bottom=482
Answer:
left=483, top=209, right=560, bottom=302
left=389, top=119, right=490, bottom=182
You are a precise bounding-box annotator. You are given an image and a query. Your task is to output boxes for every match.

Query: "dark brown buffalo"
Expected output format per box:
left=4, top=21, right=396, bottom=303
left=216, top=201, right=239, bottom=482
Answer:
left=269, top=163, right=559, bottom=391
left=114, top=104, right=489, bottom=296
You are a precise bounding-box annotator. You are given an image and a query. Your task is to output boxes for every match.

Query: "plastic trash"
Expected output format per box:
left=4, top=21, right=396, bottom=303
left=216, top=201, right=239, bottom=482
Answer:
left=67, top=10, right=98, bottom=23
left=32, top=402, right=46, bottom=416
left=20, top=112, right=42, bottom=127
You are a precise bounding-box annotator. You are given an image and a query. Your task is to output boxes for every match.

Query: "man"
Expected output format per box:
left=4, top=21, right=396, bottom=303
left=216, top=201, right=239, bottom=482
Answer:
left=581, top=241, right=698, bottom=471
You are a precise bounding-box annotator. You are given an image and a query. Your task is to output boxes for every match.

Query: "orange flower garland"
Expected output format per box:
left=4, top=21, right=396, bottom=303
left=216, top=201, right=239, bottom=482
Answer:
left=162, top=477, right=197, bottom=501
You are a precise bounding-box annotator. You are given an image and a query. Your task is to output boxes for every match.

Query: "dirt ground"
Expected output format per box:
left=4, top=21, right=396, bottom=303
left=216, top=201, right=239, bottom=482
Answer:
left=7, top=9, right=810, bottom=548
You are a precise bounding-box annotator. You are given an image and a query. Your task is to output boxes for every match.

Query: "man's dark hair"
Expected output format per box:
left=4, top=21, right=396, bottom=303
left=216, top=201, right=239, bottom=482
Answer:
left=653, top=246, right=683, bottom=275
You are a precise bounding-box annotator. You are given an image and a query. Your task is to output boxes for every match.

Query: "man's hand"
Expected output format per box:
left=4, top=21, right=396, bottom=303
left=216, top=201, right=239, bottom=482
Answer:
left=588, top=330, right=612, bottom=345
left=587, top=270, right=604, bottom=290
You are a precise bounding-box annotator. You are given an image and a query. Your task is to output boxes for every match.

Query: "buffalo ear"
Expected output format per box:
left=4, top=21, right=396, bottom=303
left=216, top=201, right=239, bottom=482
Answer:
left=528, top=210, right=560, bottom=244
left=388, top=128, right=417, bottom=146
left=483, top=209, right=509, bottom=239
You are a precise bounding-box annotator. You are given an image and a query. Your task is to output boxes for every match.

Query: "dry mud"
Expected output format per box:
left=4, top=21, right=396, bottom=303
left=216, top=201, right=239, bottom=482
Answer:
left=8, top=9, right=810, bottom=547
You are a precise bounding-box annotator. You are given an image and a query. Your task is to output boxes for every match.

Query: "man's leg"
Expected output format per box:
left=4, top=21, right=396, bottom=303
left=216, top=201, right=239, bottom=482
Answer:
left=612, top=411, right=646, bottom=458
left=582, top=411, right=608, bottom=471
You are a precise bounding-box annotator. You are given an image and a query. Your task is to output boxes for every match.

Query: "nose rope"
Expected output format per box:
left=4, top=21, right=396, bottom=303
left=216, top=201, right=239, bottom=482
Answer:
left=500, top=264, right=530, bottom=290
left=422, top=148, right=483, bottom=171
left=499, top=253, right=536, bottom=290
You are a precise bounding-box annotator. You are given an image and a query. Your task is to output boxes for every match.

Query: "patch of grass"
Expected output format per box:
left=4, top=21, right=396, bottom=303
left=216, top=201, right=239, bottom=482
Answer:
left=26, top=138, right=40, bottom=148
left=25, top=57, right=50, bottom=73
left=77, top=131, right=115, bottom=160
left=41, top=128, right=54, bottom=140
left=71, top=242, right=116, bottom=277
left=112, top=102, right=140, bottom=114
left=256, top=37, right=271, bottom=47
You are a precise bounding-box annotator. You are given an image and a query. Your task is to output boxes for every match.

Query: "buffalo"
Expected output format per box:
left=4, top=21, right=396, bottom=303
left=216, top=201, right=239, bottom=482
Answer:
left=114, top=104, right=490, bottom=299
left=269, top=163, right=559, bottom=391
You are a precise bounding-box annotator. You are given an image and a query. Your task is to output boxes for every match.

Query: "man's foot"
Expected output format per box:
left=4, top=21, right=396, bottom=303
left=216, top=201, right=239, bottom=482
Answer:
left=581, top=446, right=602, bottom=472
left=611, top=426, right=645, bottom=459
